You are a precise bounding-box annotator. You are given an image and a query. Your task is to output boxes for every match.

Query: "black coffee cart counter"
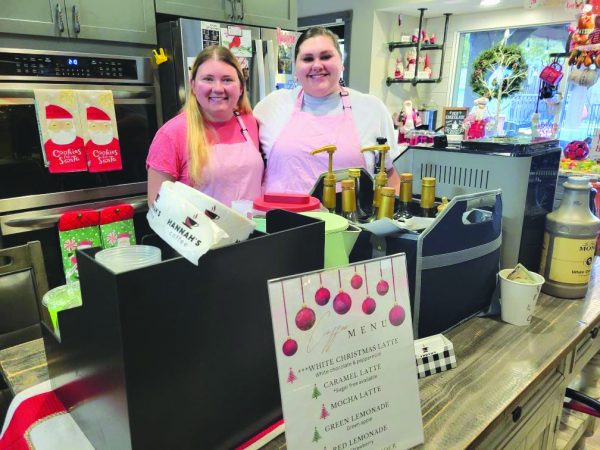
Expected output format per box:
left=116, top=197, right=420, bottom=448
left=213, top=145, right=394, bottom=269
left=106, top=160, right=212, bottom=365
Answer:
left=4, top=260, right=600, bottom=449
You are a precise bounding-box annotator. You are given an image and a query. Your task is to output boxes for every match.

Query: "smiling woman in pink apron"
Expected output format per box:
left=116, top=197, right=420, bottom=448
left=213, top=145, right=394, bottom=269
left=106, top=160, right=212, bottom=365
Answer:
left=146, top=46, right=263, bottom=207
left=254, top=27, right=400, bottom=195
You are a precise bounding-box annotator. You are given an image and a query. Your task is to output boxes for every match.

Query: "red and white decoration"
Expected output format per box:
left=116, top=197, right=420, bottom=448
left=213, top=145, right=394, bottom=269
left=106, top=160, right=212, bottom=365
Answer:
left=77, top=90, right=122, bottom=172
left=34, top=90, right=87, bottom=174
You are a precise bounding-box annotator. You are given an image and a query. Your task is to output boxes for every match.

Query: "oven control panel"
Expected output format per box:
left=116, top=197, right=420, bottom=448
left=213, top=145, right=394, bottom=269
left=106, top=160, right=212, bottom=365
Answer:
left=0, top=52, right=139, bottom=80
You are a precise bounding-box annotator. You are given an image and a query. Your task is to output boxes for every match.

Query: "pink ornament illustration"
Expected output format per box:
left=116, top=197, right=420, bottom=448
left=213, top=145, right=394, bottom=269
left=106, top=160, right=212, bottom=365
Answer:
left=350, top=271, right=363, bottom=289
left=333, top=270, right=352, bottom=315
left=333, top=292, right=352, bottom=314
left=315, top=273, right=330, bottom=306
left=361, top=263, right=376, bottom=315
left=295, top=278, right=316, bottom=331
left=388, top=259, right=406, bottom=327
left=389, top=304, right=405, bottom=326
left=296, top=307, right=316, bottom=331
left=376, top=260, right=389, bottom=295
left=377, top=280, right=389, bottom=296
left=362, top=297, right=376, bottom=315
left=280, top=282, right=298, bottom=357
left=63, top=238, right=77, bottom=252
left=282, top=338, right=298, bottom=356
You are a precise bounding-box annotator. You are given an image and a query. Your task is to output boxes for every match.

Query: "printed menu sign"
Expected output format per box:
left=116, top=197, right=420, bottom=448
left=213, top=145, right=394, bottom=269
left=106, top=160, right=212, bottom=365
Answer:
left=442, top=107, right=468, bottom=142
left=268, top=255, right=423, bottom=450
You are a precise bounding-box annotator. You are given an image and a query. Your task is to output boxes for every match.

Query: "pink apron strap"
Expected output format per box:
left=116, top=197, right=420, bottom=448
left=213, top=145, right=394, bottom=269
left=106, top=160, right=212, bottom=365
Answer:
left=233, top=111, right=252, bottom=142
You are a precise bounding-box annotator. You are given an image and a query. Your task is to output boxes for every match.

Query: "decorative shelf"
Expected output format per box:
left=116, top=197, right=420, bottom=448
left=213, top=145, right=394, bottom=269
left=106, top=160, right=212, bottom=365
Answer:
left=386, top=77, right=440, bottom=86
left=387, top=42, right=444, bottom=52
left=386, top=8, right=451, bottom=87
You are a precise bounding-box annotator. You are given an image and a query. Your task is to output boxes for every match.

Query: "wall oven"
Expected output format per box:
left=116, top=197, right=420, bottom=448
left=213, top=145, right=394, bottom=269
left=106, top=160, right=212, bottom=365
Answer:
left=0, top=48, right=160, bottom=287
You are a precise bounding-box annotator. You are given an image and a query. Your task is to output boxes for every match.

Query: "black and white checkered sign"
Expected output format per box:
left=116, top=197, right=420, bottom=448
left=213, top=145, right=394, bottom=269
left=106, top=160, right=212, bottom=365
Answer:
left=415, top=346, right=457, bottom=379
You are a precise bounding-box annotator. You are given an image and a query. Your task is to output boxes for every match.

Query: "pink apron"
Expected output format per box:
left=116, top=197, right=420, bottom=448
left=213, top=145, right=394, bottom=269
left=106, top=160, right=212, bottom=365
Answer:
left=198, top=112, right=263, bottom=206
left=263, top=88, right=366, bottom=194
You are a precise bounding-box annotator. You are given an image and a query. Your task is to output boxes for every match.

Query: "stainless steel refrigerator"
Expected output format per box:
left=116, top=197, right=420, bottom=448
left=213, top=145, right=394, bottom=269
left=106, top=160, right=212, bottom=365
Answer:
left=158, top=18, right=298, bottom=120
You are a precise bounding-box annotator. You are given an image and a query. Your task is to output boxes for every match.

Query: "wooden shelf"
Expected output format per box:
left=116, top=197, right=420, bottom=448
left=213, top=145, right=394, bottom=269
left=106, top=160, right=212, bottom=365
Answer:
left=386, top=77, right=441, bottom=86
left=387, top=42, right=444, bottom=52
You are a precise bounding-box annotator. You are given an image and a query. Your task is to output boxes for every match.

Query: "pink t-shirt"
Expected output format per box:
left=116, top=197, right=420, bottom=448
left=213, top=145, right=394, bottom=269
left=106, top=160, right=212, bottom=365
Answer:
left=146, top=112, right=260, bottom=186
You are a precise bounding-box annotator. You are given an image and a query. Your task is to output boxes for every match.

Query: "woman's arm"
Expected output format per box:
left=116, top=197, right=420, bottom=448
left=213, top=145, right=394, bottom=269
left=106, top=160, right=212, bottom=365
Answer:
left=147, top=168, right=175, bottom=206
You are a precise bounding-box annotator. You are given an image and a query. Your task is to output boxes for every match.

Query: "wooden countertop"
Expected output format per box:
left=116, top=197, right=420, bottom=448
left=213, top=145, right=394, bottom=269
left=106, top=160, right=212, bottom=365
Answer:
left=0, top=338, right=48, bottom=396
left=2, top=265, right=600, bottom=449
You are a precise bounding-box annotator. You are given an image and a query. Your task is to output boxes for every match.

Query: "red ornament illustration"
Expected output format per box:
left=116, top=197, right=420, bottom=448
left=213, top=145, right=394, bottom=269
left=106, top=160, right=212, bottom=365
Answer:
left=388, top=259, right=406, bottom=326
left=361, top=263, right=376, bottom=315
left=282, top=338, right=298, bottom=356
left=296, top=278, right=316, bottom=331
left=333, top=292, right=352, bottom=314
left=315, top=273, right=330, bottom=306
left=389, top=304, right=406, bottom=326
left=315, top=287, right=331, bottom=306
left=333, top=270, right=352, bottom=314
left=376, top=260, right=389, bottom=295
left=351, top=273, right=363, bottom=289
left=362, top=297, right=376, bottom=315
left=296, top=307, right=316, bottom=331
left=280, top=282, right=298, bottom=357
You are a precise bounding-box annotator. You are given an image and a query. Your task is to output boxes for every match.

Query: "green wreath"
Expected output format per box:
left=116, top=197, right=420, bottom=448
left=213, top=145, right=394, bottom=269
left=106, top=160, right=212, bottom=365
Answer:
left=469, top=43, right=528, bottom=98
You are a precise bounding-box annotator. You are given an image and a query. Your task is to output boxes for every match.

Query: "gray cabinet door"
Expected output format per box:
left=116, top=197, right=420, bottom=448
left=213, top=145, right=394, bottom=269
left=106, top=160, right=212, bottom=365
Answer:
left=155, top=0, right=232, bottom=22
left=65, top=0, right=156, bottom=44
left=237, top=0, right=296, bottom=30
left=0, top=0, right=67, bottom=38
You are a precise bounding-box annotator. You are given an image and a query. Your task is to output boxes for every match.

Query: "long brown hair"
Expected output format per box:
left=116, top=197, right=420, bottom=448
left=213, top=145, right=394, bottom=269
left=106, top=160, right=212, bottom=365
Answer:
left=184, top=45, right=251, bottom=185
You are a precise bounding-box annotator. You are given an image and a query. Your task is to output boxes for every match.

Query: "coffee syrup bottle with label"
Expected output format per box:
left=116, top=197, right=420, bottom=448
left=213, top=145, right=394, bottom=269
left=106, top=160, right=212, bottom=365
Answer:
left=539, top=176, right=600, bottom=298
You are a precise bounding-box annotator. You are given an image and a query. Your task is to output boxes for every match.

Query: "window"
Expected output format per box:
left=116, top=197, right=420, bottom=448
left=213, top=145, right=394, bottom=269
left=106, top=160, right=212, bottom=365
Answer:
left=451, top=24, right=570, bottom=138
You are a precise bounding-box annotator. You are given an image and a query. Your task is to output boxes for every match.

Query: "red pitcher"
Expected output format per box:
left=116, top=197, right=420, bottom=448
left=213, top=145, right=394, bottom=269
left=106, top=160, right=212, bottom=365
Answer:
left=540, top=61, right=563, bottom=87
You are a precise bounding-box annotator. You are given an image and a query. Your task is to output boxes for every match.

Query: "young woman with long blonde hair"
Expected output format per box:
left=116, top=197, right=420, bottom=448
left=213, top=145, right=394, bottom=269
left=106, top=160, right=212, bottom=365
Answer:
left=147, top=45, right=263, bottom=206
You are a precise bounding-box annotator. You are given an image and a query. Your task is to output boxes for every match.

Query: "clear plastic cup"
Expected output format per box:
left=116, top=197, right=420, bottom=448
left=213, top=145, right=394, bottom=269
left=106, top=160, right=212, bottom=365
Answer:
left=95, top=245, right=161, bottom=273
left=42, top=282, right=82, bottom=337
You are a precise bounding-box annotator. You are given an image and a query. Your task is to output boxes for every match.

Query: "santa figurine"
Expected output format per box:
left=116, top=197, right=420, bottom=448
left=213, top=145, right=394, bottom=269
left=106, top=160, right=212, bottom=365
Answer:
left=406, top=48, right=417, bottom=78
left=394, top=56, right=404, bottom=79
left=394, top=99, right=423, bottom=144
left=43, top=104, right=86, bottom=172
left=463, top=97, right=491, bottom=140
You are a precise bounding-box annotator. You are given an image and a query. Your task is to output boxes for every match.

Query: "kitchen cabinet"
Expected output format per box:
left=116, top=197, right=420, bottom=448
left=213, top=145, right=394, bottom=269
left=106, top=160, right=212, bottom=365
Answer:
left=154, top=0, right=229, bottom=23
left=155, top=0, right=297, bottom=30
left=0, top=0, right=156, bottom=45
left=233, top=0, right=297, bottom=30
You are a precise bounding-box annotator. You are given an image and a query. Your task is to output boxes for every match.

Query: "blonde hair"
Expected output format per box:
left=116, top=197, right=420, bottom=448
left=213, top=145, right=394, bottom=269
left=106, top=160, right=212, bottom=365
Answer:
left=184, top=45, right=251, bottom=185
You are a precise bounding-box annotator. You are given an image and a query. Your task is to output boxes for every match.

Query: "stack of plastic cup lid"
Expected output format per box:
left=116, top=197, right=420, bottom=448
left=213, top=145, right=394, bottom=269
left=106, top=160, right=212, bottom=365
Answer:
left=95, top=245, right=161, bottom=273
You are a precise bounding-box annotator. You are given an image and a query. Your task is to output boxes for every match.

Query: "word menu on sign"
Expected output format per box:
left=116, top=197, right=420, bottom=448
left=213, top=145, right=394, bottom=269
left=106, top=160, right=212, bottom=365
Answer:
left=268, top=255, right=423, bottom=450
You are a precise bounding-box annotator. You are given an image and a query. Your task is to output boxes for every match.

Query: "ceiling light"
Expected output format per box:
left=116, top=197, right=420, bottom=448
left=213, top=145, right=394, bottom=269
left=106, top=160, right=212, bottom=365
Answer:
left=481, top=0, right=501, bottom=6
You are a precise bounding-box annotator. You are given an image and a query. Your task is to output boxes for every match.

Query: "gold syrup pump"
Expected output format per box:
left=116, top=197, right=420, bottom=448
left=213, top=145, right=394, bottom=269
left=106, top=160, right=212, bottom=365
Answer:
left=361, top=141, right=390, bottom=216
left=310, top=144, right=337, bottom=212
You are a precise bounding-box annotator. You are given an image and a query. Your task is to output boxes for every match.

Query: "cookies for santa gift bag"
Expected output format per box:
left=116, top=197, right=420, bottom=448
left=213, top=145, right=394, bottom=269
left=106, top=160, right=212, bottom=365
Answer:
left=34, top=89, right=87, bottom=173
left=99, top=204, right=136, bottom=248
left=58, top=210, right=101, bottom=283
left=76, top=90, right=122, bottom=172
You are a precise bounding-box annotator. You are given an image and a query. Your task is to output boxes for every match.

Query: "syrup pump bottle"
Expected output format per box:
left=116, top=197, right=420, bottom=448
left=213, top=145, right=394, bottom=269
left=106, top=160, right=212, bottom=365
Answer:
left=420, top=177, right=437, bottom=218
left=361, top=141, right=390, bottom=221
left=348, top=168, right=367, bottom=220
left=539, top=176, right=600, bottom=298
left=341, top=179, right=358, bottom=222
left=394, top=173, right=413, bottom=220
left=310, top=144, right=337, bottom=213
left=377, top=187, right=396, bottom=220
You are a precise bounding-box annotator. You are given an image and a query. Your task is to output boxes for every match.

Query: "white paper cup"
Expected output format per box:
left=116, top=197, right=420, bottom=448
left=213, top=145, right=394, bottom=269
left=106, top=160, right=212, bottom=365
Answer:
left=499, top=269, right=545, bottom=326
